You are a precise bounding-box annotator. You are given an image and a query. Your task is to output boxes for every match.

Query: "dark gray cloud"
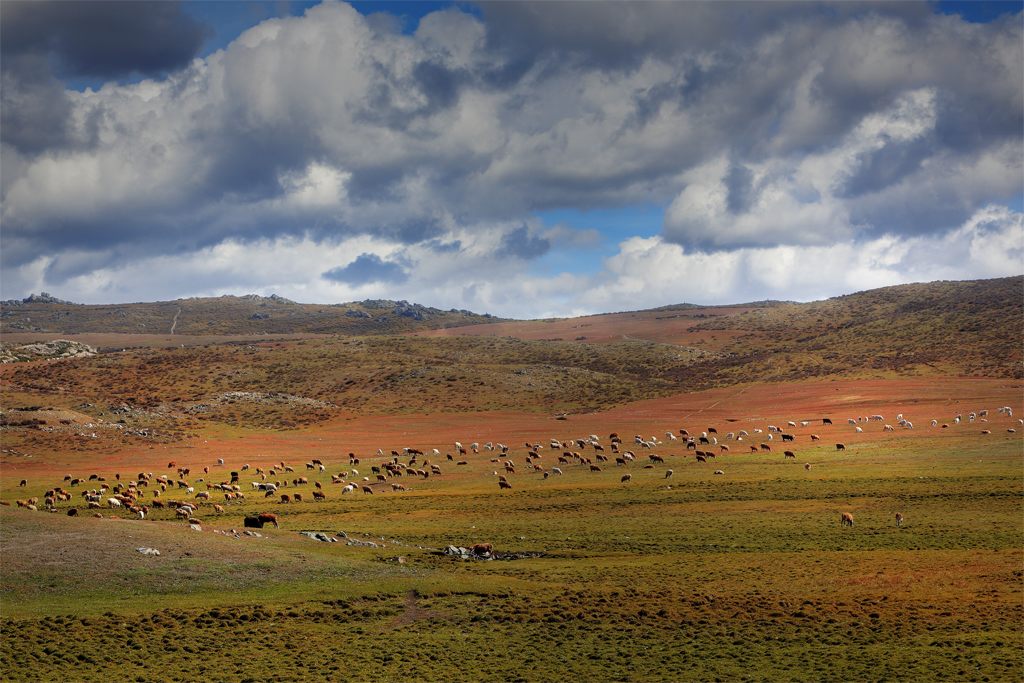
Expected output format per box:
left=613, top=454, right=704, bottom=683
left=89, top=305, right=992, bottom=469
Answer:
left=500, top=226, right=550, bottom=259
left=0, top=54, right=73, bottom=153
left=0, top=1, right=208, bottom=79
left=725, top=163, right=756, bottom=213
left=322, top=253, right=408, bottom=284
left=0, top=1, right=207, bottom=153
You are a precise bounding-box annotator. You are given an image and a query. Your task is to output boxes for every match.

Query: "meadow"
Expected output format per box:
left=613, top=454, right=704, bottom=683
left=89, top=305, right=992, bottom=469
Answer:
left=1, top=377, right=1021, bottom=682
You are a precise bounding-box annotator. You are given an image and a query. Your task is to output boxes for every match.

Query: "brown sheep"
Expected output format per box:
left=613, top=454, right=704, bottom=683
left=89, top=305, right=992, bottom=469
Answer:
left=841, top=512, right=854, bottom=527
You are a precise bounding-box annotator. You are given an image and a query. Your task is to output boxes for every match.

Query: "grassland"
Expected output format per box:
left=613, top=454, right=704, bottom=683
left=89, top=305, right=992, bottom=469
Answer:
left=1, top=379, right=1021, bottom=682
left=1, top=278, right=1021, bottom=681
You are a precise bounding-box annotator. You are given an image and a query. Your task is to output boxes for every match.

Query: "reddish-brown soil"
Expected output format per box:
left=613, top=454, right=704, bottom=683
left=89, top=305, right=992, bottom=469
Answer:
left=4, top=376, right=1018, bottom=488
left=418, top=305, right=764, bottom=350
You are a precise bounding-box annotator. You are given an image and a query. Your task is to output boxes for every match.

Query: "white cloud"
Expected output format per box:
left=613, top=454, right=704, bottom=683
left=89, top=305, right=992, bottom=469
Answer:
left=0, top=2, right=1020, bottom=313
left=7, top=206, right=1018, bottom=320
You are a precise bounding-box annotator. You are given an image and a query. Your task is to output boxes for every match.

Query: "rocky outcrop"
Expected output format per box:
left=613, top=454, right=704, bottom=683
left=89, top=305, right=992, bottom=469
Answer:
left=0, top=340, right=97, bottom=363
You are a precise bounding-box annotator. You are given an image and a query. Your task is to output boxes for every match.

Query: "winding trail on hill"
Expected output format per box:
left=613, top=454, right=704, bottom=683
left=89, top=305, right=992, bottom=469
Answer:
left=170, top=307, right=181, bottom=335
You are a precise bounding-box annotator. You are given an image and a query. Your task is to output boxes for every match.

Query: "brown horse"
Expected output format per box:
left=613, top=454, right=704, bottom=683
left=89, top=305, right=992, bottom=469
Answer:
left=257, top=512, right=279, bottom=528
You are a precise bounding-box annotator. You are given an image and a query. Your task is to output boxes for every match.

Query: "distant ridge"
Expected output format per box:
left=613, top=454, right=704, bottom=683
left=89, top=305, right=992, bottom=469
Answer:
left=0, top=294, right=499, bottom=335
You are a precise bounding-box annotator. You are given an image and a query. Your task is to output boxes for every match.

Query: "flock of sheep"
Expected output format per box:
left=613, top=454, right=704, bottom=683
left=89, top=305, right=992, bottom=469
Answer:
left=6, top=405, right=1019, bottom=532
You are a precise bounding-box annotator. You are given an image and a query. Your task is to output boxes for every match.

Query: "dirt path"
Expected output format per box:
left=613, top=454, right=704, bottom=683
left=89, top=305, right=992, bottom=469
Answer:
left=170, top=307, right=181, bottom=334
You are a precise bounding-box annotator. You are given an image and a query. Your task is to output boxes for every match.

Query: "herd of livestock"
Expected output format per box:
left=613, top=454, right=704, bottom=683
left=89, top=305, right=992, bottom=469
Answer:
left=6, top=406, right=1019, bottom=530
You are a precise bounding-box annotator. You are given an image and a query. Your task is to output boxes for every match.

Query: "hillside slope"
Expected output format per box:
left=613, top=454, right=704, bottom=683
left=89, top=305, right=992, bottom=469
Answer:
left=430, top=277, right=1023, bottom=379
left=0, top=278, right=1019, bottom=449
left=0, top=294, right=498, bottom=335
left=692, top=276, right=1023, bottom=380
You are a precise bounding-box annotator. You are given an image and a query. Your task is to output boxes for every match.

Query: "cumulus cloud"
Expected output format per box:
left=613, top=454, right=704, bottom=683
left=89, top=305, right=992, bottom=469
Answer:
left=7, top=206, right=1018, bottom=320
left=0, top=1, right=1020, bottom=311
left=0, top=1, right=208, bottom=153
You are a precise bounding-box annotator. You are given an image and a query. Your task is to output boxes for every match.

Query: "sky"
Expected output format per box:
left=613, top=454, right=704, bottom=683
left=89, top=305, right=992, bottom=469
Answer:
left=1, top=1, right=1021, bottom=318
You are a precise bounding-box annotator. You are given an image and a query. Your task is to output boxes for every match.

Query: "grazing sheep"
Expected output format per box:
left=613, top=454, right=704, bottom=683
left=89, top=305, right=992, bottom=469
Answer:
left=841, top=512, right=854, bottom=527
left=804, top=463, right=811, bottom=471
left=664, top=469, right=673, bottom=479
left=836, top=443, right=846, bottom=451
left=620, top=474, right=632, bottom=483
left=713, top=470, right=724, bottom=475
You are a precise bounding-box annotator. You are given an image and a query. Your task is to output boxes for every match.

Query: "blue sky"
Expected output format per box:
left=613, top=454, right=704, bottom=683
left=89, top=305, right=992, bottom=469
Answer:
left=1, top=1, right=1021, bottom=317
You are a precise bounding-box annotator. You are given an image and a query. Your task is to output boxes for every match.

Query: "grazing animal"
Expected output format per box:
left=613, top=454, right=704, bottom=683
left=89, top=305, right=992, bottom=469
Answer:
left=895, top=512, right=904, bottom=528
left=713, top=470, right=724, bottom=475
left=835, top=443, right=846, bottom=451
left=257, top=513, right=279, bottom=528
left=472, top=543, right=493, bottom=556
left=664, top=469, right=673, bottom=479
left=498, top=481, right=513, bottom=490
left=312, top=490, right=326, bottom=501
left=620, top=473, right=632, bottom=483
left=784, top=450, right=795, bottom=459
left=781, top=434, right=794, bottom=442
left=19, top=480, right=26, bottom=487
left=822, top=418, right=832, bottom=425
left=67, top=508, right=78, bottom=516
left=804, top=463, right=811, bottom=471
left=841, top=512, right=854, bottom=527
left=810, top=434, right=821, bottom=441
left=590, top=465, right=602, bottom=472
left=362, top=486, right=374, bottom=495
left=696, top=455, right=707, bottom=463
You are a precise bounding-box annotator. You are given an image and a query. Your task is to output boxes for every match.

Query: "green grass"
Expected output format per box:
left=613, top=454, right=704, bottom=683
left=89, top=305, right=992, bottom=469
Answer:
left=1, top=431, right=1021, bottom=681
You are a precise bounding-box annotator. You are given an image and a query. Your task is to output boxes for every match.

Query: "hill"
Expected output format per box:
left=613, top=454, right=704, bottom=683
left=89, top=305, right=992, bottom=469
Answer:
left=0, top=294, right=499, bottom=335
left=427, top=277, right=1024, bottom=379
left=0, top=277, right=1019, bottom=449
